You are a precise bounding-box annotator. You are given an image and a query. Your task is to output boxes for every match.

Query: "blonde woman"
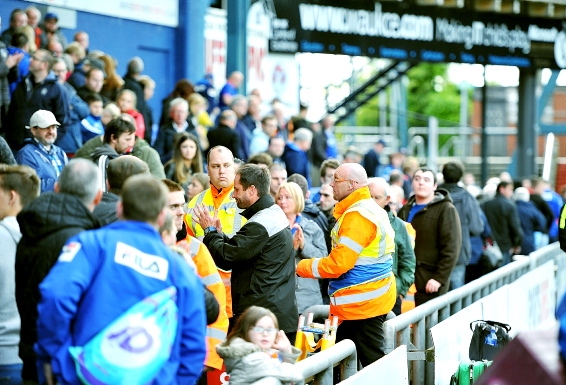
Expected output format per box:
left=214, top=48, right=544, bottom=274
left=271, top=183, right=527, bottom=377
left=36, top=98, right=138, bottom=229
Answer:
left=276, top=182, right=327, bottom=314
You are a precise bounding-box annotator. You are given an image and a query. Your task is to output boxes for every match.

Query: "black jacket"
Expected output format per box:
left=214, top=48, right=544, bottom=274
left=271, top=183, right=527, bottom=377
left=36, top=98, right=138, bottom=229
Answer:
left=154, top=123, right=201, bottom=164
left=440, top=183, right=484, bottom=266
left=481, top=193, right=523, bottom=253
left=5, top=73, right=69, bottom=151
left=207, top=124, right=240, bottom=159
left=92, top=191, right=120, bottom=226
left=302, top=199, right=329, bottom=236
left=15, top=193, right=100, bottom=381
left=203, top=195, right=298, bottom=332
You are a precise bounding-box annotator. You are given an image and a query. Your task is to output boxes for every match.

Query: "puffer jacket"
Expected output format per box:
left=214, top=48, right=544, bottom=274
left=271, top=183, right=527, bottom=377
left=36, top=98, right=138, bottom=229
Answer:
left=216, top=337, right=302, bottom=385
left=15, top=192, right=100, bottom=381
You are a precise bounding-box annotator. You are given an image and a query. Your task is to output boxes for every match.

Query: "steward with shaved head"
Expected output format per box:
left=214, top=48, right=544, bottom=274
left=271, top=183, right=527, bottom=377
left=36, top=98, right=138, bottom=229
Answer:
left=296, top=162, right=397, bottom=367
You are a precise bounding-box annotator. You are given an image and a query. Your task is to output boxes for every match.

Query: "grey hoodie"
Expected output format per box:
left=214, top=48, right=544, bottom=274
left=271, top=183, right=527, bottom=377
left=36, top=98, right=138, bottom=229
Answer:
left=0, top=216, right=22, bottom=365
left=216, top=337, right=303, bottom=385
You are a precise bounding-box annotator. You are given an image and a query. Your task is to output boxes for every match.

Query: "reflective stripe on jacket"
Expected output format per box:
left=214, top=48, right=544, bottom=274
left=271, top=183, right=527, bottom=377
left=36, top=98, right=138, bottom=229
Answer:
left=184, top=188, right=246, bottom=318
left=177, top=237, right=228, bottom=370
left=296, top=187, right=396, bottom=321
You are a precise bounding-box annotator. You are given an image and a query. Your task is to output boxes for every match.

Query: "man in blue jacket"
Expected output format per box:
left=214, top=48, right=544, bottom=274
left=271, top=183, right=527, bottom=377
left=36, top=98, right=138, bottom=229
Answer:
left=35, top=175, right=207, bottom=385
left=16, top=109, right=67, bottom=193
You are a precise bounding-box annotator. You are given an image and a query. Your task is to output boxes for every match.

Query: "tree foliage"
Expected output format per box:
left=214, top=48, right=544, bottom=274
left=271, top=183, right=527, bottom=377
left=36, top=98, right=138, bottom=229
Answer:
left=354, top=62, right=464, bottom=128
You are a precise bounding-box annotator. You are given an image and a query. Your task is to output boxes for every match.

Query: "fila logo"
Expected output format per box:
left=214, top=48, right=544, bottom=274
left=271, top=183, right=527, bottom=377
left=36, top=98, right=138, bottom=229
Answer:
left=114, top=242, right=169, bottom=281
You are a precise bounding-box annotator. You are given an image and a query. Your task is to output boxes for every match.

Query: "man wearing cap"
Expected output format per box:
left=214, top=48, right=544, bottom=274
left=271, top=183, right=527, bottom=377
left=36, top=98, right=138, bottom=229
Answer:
left=5, top=48, right=69, bottom=151
left=15, top=110, right=68, bottom=193
left=40, top=12, right=67, bottom=48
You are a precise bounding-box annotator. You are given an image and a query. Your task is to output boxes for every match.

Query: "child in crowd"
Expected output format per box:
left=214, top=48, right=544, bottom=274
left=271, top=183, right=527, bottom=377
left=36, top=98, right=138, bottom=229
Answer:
left=117, top=89, right=145, bottom=139
left=80, top=93, right=105, bottom=143
left=216, top=306, right=303, bottom=385
left=101, top=103, right=121, bottom=126
left=187, top=172, right=209, bottom=201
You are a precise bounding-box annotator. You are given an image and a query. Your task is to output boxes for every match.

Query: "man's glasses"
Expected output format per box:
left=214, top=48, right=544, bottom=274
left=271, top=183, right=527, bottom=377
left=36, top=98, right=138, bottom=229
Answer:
left=250, top=326, right=278, bottom=334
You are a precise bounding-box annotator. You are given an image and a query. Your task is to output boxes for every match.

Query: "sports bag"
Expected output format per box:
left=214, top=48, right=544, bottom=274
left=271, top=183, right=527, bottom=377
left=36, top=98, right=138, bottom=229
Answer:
left=468, top=320, right=511, bottom=361
left=69, top=286, right=179, bottom=385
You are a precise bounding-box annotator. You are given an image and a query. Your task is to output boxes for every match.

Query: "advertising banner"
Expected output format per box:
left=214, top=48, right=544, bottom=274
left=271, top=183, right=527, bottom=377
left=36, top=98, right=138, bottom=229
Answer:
left=269, top=0, right=565, bottom=69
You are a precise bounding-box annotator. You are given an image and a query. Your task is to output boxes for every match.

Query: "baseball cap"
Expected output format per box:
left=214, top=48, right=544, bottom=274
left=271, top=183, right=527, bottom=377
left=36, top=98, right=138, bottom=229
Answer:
left=376, top=139, right=386, bottom=146
left=27, top=110, right=61, bottom=129
left=44, top=12, right=58, bottom=21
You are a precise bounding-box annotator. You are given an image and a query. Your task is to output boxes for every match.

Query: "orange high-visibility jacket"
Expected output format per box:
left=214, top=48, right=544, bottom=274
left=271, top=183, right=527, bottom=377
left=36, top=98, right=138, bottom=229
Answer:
left=184, top=187, right=246, bottom=318
left=296, top=187, right=396, bottom=321
left=177, top=237, right=228, bottom=370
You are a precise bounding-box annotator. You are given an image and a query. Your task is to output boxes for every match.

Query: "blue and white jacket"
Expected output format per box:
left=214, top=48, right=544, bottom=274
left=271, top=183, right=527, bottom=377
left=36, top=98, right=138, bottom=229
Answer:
left=16, top=138, right=67, bottom=193
left=35, top=221, right=207, bottom=385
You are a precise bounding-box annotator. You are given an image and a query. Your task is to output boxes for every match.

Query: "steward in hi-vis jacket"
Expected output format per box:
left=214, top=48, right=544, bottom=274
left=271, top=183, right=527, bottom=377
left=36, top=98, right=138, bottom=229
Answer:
left=296, top=163, right=396, bottom=367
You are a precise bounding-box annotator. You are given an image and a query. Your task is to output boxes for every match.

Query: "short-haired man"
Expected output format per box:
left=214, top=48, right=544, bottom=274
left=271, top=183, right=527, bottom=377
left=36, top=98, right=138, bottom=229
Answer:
left=481, top=181, right=523, bottom=265
left=75, top=115, right=165, bottom=178
left=93, top=155, right=150, bottom=225
left=218, top=71, right=244, bottom=111
left=154, top=98, right=200, bottom=164
left=0, top=9, right=27, bottom=46
left=398, top=167, right=462, bottom=306
left=163, top=179, right=228, bottom=375
left=207, top=110, right=240, bottom=159
left=440, top=161, right=484, bottom=290
left=16, top=110, right=68, bottom=193
left=35, top=175, right=206, bottom=384
left=194, top=163, right=298, bottom=341
left=249, top=115, right=277, bottom=155
left=269, top=163, right=287, bottom=200
left=310, top=158, right=340, bottom=203
left=185, top=146, right=247, bottom=320
left=368, top=177, right=416, bottom=315
left=318, top=183, right=337, bottom=218
left=282, top=127, right=313, bottom=187
left=267, top=135, right=286, bottom=167
left=15, top=159, right=102, bottom=382
left=0, top=165, right=39, bottom=383
left=77, top=68, right=109, bottom=105
left=296, top=163, right=397, bottom=366
left=6, top=49, right=69, bottom=151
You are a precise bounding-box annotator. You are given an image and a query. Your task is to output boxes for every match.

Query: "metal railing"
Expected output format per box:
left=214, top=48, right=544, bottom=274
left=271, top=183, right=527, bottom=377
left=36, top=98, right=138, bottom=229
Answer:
left=382, top=243, right=563, bottom=385
left=250, top=340, right=357, bottom=385
left=294, top=340, right=358, bottom=385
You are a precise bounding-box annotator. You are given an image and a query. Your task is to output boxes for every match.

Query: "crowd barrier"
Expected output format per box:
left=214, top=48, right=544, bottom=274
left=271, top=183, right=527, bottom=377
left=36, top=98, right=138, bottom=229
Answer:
left=382, top=242, right=565, bottom=385
left=249, top=243, right=564, bottom=385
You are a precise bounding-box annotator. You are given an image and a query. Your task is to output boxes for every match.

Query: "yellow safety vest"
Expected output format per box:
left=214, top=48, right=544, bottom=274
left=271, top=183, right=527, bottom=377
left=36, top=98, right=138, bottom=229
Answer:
left=184, top=188, right=246, bottom=318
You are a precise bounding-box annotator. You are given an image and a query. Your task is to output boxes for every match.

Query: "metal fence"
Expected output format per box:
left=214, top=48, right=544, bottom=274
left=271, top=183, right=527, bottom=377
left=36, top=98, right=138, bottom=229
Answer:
left=250, top=340, right=357, bottom=385
left=382, top=243, right=564, bottom=385
left=250, top=243, right=563, bottom=385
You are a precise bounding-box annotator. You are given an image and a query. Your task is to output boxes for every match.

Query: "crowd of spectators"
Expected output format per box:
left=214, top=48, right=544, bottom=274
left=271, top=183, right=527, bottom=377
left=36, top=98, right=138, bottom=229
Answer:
left=1, top=5, right=564, bottom=384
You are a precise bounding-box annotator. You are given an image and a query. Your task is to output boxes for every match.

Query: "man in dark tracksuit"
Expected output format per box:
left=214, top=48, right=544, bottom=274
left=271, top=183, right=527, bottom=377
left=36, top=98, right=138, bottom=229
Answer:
left=193, top=163, right=299, bottom=341
left=5, top=49, right=68, bottom=151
